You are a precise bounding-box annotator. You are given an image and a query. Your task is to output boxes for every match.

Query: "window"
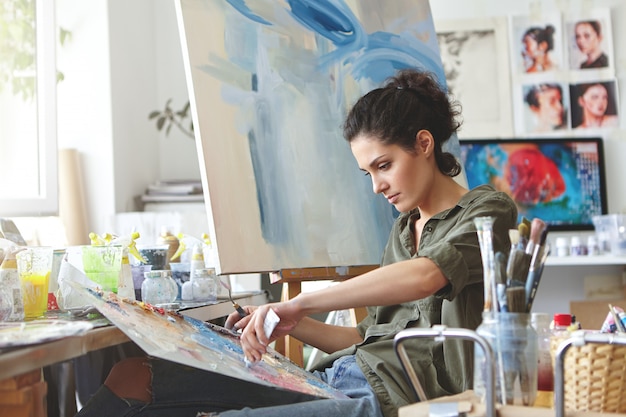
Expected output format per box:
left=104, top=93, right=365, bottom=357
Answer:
left=0, top=0, right=58, bottom=216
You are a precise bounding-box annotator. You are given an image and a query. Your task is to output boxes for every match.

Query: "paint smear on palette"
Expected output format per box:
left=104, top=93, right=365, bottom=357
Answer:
left=75, top=285, right=346, bottom=399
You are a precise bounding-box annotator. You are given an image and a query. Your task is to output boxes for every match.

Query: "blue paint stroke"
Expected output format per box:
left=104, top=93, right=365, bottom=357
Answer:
left=225, top=0, right=272, bottom=25
left=194, top=0, right=449, bottom=267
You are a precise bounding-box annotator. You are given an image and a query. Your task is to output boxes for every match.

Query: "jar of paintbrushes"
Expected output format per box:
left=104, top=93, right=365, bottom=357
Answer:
left=474, top=311, right=538, bottom=406
left=473, top=216, right=540, bottom=406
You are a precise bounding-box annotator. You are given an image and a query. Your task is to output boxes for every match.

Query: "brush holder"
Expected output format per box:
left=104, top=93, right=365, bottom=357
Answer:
left=474, top=311, right=538, bottom=407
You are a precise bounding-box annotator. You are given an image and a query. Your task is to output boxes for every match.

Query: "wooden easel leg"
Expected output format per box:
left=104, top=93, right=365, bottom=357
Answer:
left=275, top=282, right=304, bottom=367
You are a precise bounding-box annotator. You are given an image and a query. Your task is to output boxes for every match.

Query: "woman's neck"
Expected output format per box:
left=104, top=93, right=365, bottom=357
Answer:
left=586, top=49, right=603, bottom=64
left=582, top=111, right=604, bottom=127
left=418, top=176, right=467, bottom=220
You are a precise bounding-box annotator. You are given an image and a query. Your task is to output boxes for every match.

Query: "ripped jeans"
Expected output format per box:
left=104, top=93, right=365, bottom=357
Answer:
left=75, top=355, right=384, bottom=417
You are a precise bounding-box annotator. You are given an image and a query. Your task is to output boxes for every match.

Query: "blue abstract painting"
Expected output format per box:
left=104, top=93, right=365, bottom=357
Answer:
left=176, top=0, right=455, bottom=273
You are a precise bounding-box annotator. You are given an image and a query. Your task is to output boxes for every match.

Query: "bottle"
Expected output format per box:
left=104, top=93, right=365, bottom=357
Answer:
left=550, top=313, right=573, bottom=372
left=555, top=237, right=569, bottom=257
left=569, top=236, right=586, bottom=256
left=0, top=244, right=25, bottom=321
left=141, top=270, right=178, bottom=305
left=532, top=312, right=553, bottom=408
left=109, top=232, right=143, bottom=300
left=188, top=243, right=205, bottom=282
left=191, top=268, right=218, bottom=302
left=157, top=227, right=180, bottom=268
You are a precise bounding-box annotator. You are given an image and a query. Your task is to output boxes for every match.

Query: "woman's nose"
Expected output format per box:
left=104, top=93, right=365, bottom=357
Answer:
left=372, top=177, right=387, bottom=194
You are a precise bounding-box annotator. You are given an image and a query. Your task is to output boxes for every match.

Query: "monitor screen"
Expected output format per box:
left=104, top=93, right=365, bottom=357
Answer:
left=459, top=137, right=607, bottom=231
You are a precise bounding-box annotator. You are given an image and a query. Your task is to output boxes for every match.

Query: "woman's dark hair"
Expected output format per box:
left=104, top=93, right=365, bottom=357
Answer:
left=343, top=69, right=462, bottom=177
left=576, top=20, right=601, bottom=36
left=525, top=83, right=562, bottom=108
left=524, top=25, right=556, bottom=51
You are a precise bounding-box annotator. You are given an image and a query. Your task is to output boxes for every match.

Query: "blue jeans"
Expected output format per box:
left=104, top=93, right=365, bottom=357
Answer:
left=75, top=355, right=384, bottom=417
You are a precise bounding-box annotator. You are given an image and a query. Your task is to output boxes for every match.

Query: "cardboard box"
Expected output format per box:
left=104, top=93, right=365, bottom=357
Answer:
left=570, top=298, right=625, bottom=330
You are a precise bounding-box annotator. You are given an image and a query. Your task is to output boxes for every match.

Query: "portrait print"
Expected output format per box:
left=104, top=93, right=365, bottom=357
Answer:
left=566, top=9, right=613, bottom=71
left=569, top=80, right=619, bottom=129
left=522, top=82, right=569, bottom=134
left=509, top=13, right=564, bottom=76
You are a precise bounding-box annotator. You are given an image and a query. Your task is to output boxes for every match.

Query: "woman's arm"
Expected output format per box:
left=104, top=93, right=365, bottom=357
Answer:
left=289, top=317, right=364, bottom=353
left=237, top=257, right=448, bottom=362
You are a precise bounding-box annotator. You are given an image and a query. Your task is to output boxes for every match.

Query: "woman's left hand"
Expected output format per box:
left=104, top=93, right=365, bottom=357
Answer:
left=239, top=301, right=304, bottom=363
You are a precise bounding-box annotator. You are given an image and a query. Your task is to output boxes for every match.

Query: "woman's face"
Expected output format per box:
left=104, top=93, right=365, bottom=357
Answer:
left=579, top=84, right=609, bottom=117
left=523, top=35, right=539, bottom=58
left=535, top=87, right=564, bottom=128
left=575, top=23, right=601, bottom=55
left=350, top=133, right=428, bottom=213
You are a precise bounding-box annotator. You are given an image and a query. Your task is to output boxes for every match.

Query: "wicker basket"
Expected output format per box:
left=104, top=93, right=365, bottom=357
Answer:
left=552, top=336, right=626, bottom=413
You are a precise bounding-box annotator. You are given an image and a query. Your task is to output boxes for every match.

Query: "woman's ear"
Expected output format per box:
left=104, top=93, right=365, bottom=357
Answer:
left=415, top=130, right=434, bottom=156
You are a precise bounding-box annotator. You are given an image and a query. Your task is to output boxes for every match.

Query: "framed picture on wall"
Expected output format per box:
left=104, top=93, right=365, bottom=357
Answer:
left=508, top=12, right=565, bottom=76
left=565, top=8, right=614, bottom=73
left=435, top=17, right=513, bottom=138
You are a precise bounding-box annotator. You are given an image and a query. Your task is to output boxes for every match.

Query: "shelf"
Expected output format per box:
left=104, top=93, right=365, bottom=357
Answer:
left=545, top=255, right=626, bottom=266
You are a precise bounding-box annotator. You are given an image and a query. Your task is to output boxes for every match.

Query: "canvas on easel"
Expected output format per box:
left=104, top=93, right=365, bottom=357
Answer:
left=175, top=0, right=457, bottom=275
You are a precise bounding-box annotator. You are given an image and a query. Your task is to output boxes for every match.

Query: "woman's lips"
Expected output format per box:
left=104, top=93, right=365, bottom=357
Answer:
left=386, top=193, right=399, bottom=204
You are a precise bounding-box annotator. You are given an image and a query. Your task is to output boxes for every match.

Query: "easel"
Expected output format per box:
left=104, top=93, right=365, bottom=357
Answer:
left=269, top=265, right=379, bottom=367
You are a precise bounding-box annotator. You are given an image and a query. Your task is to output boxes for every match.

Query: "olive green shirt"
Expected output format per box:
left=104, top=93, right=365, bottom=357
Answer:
left=312, top=185, right=517, bottom=417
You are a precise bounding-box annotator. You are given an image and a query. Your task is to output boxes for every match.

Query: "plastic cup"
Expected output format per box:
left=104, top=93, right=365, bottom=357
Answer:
left=132, top=245, right=169, bottom=270
left=81, top=245, right=123, bottom=293
left=17, top=246, right=53, bottom=319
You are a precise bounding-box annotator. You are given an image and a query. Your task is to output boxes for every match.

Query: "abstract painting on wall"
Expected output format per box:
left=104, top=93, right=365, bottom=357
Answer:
left=176, top=0, right=455, bottom=274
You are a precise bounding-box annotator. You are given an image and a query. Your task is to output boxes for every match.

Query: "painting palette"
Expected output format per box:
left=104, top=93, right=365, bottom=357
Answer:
left=77, top=285, right=347, bottom=400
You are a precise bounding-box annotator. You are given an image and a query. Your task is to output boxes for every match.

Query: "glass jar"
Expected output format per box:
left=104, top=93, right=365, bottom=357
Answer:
left=474, top=311, right=538, bottom=406
left=141, top=270, right=178, bottom=305
left=531, top=312, right=553, bottom=408
left=191, top=268, right=218, bottom=302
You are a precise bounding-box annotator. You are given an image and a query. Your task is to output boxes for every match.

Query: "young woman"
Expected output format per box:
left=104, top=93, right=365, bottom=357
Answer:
left=521, top=25, right=557, bottom=73
left=524, top=83, right=566, bottom=132
left=76, top=69, right=517, bottom=417
left=574, top=20, right=609, bottom=69
left=574, top=82, right=618, bottom=129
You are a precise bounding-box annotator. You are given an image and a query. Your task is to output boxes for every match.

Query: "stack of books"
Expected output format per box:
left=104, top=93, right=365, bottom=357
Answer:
left=140, top=180, right=204, bottom=204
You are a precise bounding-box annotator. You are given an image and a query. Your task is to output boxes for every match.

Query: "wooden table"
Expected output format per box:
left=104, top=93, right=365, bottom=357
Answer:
left=0, top=290, right=270, bottom=381
left=0, top=325, right=129, bottom=382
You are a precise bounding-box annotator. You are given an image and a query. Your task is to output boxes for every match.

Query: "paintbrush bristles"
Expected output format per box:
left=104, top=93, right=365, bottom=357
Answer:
left=517, top=223, right=529, bottom=240
left=506, top=287, right=527, bottom=313
left=509, top=229, right=520, bottom=247
left=529, top=218, right=546, bottom=246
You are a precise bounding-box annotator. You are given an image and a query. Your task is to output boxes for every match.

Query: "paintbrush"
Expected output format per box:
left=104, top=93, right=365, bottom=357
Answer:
left=495, top=251, right=508, bottom=312
left=509, top=229, right=520, bottom=250
left=517, top=223, right=529, bottom=250
left=525, top=218, right=547, bottom=256
left=506, top=286, right=527, bottom=313
left=506, top=249, right=531, bottom=287
left=219, top=277, right=248, bottom=318
left=525, top=243, right=550, bottom=312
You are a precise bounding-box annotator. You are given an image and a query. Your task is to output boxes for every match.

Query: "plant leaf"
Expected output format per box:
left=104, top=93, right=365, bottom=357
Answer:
left=157, top=116, right=166, bottom=130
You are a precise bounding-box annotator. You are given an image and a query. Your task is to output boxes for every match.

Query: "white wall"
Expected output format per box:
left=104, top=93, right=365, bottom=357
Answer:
left=432, top=0, right=626, bottom=318
left=56, top=0, right=199, bottom=235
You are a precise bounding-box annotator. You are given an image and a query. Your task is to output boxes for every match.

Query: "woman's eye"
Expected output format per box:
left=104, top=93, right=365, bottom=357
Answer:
left=378, top=163, right=390, bottom=171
